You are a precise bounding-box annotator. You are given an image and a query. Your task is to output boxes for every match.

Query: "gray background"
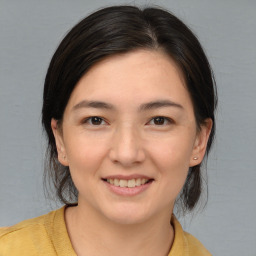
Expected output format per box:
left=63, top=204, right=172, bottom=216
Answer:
left=0, top=0, right=255, bottom=255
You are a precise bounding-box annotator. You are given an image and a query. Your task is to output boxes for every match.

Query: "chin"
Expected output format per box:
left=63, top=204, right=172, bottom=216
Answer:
left=107, top=213, right=148, bottom=225
left=102, top=204, right=152, bottom=225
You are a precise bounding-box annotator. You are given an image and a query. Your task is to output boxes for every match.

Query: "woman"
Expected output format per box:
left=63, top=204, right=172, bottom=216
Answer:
left=0, top=5, right=217, bottom=256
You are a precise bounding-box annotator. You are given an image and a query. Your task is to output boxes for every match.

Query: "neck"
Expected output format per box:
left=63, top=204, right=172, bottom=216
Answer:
left=65, top=202, right=174, bottom=256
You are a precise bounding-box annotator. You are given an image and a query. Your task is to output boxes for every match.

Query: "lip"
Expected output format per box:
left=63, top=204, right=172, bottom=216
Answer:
left=102, top=176, right=154, bottom=196
left=102, top=174, right=153, bottom=180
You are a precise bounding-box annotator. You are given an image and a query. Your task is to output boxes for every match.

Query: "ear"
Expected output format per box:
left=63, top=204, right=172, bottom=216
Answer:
left=190, top=118, right=213, bottom=167
left=51, top=118, right=69, bottom=166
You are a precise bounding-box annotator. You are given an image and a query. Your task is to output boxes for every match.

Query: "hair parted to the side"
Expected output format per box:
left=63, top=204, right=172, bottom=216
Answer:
left=42, top=5, right=217, bottom=213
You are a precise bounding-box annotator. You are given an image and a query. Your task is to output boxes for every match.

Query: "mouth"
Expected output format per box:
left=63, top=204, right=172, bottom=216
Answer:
left=102, top=176, right=154, bottom=196
left=102, top=178, right=154, bottom=188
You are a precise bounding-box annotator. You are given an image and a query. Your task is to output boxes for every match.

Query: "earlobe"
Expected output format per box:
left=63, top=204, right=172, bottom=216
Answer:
left=51, top=118, right=69, bottom=166
left=190, top=118, right=213, bottom=167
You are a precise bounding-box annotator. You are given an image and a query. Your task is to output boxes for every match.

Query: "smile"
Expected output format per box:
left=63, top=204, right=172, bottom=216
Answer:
left=102, top=175, right=154, bottom=196
left=105, top=178, right=151, bottom=188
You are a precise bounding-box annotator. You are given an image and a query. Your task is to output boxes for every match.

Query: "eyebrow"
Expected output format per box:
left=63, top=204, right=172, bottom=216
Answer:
left=72, top=99, right=184, bottom=112
left=73, top=100, right=113, bottom=110
left=139, top=100, right=183, bottom=111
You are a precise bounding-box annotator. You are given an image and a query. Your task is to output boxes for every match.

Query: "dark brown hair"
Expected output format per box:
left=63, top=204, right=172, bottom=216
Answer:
left=42, top=5, right=217, bottom=212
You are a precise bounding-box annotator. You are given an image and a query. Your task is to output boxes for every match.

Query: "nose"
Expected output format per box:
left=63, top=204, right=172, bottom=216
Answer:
left=109, top=125, right=146, bottom=167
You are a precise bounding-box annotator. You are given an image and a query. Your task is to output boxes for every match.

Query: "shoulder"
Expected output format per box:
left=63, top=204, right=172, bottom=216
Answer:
left=0, top=213, right=47, bottom=238
left=169, top=215, right=212, bottom=256
left=183, top=231, right=212, bottom=255
left=0, top=208, right=62, bottom=256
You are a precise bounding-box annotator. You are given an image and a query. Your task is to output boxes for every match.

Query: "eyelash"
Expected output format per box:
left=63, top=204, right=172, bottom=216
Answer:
left=82, top=116, right=108, bottom=126
left=147, top=116, right=174, bottom=126
left=82, top=116, right=174, bottom=126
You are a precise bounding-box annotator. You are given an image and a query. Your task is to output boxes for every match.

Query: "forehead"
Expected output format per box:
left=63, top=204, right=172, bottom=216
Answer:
left=66, top=49, right=191, bottom=112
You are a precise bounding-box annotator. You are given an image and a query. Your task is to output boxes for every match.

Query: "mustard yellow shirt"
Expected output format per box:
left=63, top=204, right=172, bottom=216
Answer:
left=0, top=206, right=211, bottom=255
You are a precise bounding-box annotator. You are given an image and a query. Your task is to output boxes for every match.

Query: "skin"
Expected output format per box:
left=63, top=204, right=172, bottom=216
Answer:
left=51, top=49, right=212, bottom=256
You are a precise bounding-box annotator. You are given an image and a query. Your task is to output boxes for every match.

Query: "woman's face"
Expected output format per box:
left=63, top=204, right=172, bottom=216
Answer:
left=52, top=50, right=211, bottom=224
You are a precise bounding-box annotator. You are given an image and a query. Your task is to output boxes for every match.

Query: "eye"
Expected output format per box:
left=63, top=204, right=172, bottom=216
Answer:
left=83, top=116, right=107, bottom=126
left=148, top=116, right=173, bottom=126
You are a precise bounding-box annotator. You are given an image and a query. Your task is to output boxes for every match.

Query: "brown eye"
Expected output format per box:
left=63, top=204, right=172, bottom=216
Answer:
left=91, top=117, right=103, bottom=125
left=84, top=116, right=106, bottom=126
left=153, top=117, right=165, bottom=125
left=148, top=116, right=173, bottom=126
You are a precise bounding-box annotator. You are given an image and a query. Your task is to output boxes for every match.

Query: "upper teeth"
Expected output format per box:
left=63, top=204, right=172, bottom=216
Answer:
left=106, top=178, right=149, bottom=188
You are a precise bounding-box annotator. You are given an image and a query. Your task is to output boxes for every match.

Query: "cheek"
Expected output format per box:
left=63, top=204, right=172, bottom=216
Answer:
left=64, top=135, right=109, bottom=176
left=150, top=132, right=194, bottom=170
left=64, top=135, right=110, bottom=197
left=153, top=144, right=190, bottom=182
left=149, top=134, right=195, bottom=194
left=154, top=149, right=189, bottom=204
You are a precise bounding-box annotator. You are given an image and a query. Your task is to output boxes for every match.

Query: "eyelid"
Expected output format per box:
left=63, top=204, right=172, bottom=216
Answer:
left=82, top=116, right=108, bottom=125
left=147, top=116, right=174, bottom=125
left=81, top=116, right=174, bottom=126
